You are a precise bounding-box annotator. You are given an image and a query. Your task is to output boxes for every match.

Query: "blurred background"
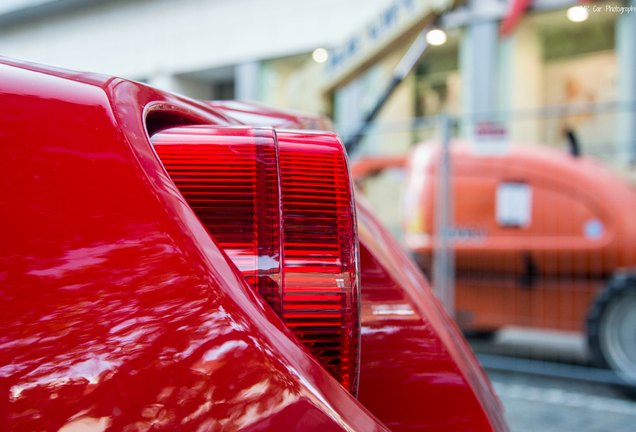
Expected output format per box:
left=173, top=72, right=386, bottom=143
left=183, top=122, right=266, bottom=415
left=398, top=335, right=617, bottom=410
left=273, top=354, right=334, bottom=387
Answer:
left=3, top=0, right=636, bottom=430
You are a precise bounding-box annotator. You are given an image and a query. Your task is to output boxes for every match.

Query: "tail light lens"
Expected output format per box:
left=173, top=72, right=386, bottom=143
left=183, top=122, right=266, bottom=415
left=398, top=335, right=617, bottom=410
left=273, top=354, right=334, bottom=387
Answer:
left=151, top=126, right=360, bottom=393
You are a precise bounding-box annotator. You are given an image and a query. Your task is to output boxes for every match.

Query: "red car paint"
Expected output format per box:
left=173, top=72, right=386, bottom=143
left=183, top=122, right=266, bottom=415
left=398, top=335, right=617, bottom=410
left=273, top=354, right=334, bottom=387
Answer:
left=356, top=198, right=505, bottom=431
left=213, top=102, right=507, bottom=429
left=0, top=57, right=506, bottom=431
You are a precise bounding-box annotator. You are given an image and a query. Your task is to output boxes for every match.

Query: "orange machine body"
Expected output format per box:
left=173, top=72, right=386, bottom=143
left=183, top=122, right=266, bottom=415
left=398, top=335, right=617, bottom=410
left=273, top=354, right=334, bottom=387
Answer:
left=360, top=142, right=636, bottom=332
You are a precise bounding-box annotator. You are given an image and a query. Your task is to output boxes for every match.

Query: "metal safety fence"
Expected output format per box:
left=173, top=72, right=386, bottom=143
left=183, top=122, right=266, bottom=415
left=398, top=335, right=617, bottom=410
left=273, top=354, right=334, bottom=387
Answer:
left=343, top=102, right=636, bottom=393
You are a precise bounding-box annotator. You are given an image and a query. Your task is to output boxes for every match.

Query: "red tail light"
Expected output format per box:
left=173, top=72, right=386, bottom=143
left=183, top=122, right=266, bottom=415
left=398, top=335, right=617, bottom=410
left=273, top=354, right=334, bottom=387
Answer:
left=151, top=126, right=360, bottom=393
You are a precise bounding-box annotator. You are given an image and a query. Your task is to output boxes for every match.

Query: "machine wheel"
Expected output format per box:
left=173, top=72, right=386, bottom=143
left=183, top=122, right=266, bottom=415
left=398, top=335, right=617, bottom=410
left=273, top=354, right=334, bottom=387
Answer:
left=463, top=330, right=498, bottom=342
left=587, top=274, right=636, bottom=397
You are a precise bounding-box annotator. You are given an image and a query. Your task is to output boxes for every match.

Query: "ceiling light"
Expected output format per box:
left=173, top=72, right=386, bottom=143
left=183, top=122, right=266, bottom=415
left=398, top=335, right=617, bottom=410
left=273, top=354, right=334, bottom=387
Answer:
left=426, top=28, right=447, bottom=46
left=567, top=6, right=589, bottom=22
left=312, top=48, right=329, bottom=63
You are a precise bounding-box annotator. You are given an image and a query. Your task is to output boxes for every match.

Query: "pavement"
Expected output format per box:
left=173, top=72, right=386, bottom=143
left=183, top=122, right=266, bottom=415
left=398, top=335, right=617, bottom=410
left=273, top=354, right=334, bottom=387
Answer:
left=489, top=370, right=636, bottom=432
left=468, top=327, right=636, bottom=432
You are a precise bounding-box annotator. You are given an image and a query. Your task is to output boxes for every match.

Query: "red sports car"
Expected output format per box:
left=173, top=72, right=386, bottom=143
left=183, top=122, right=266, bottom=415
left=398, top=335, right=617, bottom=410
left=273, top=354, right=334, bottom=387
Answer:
left=0, top=57, right=507, bottom=431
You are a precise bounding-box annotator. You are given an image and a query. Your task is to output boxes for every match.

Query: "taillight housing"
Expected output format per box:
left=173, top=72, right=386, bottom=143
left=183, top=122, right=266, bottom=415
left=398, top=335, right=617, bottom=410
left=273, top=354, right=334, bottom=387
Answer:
left=151, top=126, right=360, bottom=394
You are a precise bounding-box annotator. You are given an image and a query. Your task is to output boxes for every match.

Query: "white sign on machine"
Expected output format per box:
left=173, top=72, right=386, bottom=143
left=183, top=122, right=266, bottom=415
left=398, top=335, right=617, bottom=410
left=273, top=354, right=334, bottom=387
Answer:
left=496, top=182, right=532, bottom=227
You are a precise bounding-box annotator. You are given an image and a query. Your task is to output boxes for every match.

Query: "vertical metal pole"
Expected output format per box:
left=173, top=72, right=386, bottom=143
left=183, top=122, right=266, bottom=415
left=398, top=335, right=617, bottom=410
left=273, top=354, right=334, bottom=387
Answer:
left=616, top=0, right=636, bottom=165
left=433, top=114, right=455, bottom=317
left=235, top=61, right=261, bottom=101
left=459, top=0, right=499, bottom=138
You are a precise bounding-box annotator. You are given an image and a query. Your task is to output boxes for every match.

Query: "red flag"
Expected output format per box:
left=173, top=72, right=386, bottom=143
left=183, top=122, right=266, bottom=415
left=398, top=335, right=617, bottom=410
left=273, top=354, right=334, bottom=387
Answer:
left=500, top=0, right=531, bottom=36
left=500, top=0, right=594, bottom=37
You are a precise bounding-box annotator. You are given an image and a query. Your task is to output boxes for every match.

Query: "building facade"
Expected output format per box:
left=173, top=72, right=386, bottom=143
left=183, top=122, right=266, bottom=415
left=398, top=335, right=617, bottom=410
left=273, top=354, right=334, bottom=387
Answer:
left=328, top=0, right=636, bottom=165
left=0, top=0, right=395, bottom=113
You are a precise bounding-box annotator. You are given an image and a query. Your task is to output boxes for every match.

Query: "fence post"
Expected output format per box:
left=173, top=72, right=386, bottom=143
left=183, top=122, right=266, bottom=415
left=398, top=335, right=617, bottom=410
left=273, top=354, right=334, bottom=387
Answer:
left=433, top=114, right=455, bottom=317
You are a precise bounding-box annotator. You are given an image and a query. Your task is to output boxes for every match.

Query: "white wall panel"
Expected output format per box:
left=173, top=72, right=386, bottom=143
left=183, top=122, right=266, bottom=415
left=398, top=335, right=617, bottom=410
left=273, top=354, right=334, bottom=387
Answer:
left=0, top=0, right=393, bottom=80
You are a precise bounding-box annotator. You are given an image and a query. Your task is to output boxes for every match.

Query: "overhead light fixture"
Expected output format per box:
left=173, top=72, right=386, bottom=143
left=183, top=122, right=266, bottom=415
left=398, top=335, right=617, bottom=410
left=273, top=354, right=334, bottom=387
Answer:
left=426, top=28, right=447, bottom=46
left=567, top=6, right=589, bottom=22
left=312, top=48, right=329, bottom=63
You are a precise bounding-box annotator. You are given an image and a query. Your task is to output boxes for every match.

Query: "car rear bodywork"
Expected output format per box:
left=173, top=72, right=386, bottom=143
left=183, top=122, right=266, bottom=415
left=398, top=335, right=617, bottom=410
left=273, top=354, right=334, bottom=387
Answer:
left=0, top=58, right=506, bottom=431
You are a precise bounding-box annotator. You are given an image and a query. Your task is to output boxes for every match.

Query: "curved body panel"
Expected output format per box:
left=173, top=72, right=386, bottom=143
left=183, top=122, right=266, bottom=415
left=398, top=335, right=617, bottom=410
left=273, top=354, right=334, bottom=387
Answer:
left=0, top=58, right=385, bottom=431
left=1, top=58, right=505, bottom=431
left=356, top=199, right=505, bottom=431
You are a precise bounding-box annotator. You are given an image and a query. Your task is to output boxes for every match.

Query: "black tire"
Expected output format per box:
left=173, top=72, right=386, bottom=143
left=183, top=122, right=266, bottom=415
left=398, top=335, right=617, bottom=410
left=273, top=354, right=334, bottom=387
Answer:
left=463, top=330, right=498, bottom=342
left=587, top=273, right=636, bottom=398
